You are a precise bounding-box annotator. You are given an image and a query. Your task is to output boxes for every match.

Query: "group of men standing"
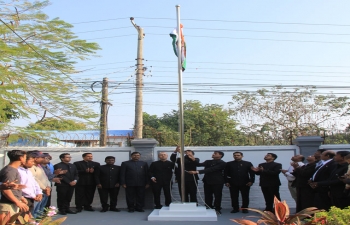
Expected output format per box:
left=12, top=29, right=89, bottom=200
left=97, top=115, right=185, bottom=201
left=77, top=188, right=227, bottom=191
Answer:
left=283, top=150, right=350, bottom=212
left=1, top=148, right=350, bottom=217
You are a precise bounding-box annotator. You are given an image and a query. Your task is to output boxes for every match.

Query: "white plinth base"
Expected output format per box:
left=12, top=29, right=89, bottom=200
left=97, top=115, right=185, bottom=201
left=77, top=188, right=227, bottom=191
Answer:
left=148, top=202, right=217, bottom=221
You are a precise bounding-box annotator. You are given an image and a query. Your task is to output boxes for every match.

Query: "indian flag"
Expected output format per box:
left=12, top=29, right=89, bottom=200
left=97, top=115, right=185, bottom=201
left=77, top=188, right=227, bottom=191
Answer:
left=170, top=24, right=186, bottom=72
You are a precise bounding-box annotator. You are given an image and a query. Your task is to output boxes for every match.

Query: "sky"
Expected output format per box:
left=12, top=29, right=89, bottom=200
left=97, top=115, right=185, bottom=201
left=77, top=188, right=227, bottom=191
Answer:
left=11, top=0, right=350, bottom=130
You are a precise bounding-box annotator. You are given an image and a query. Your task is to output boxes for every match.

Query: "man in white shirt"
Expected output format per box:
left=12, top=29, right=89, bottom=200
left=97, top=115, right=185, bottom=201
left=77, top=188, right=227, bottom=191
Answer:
left=18, top=153, right=43, bottom=214
left=281, top=155, right=305, bottom=203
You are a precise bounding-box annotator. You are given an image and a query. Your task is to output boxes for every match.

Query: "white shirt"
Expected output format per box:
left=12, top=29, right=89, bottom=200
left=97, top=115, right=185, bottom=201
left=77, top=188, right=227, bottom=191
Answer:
left=284, top=162, right=305, bottom=182
left=18, top=167, right=42, bottom=199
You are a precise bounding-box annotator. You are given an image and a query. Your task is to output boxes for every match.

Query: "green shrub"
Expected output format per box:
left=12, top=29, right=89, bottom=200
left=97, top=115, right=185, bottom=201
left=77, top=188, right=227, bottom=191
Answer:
left=314, top=206, right=350, bottom=225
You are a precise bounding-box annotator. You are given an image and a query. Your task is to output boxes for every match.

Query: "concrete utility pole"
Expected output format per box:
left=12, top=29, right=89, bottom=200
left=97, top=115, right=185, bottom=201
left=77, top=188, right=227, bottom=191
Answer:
left=99, top=77, right=108, bottom=146
left=130, top=17, right=144, bottom=139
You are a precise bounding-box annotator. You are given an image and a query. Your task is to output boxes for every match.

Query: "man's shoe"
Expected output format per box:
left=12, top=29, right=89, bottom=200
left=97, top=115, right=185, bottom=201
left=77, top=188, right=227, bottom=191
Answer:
left=135, top=209, right=145, bottom=212
left=110, top=208, right=120, bottom=212
left=154, top=205, right=162, bottom=209
left=128, top=209, right=135, bottom=213
left=242, top=209, right=249, bottom=213
left=216, top=210, right=222, bottom=215
left=59, top=211, right=67, bottom=215
left=84, top=207, right=95, bottom=211
left=76, top=208, right=82, bottom=213
left=66, top=209, right=77, bottom=214
left=100, top=208, right=108, bottom=212
left=230, top=209, right=239, bottom=213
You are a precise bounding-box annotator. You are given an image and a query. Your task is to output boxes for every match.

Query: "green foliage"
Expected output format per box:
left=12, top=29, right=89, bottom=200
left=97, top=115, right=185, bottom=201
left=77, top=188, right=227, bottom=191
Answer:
left=27, top=117, right=88, bottom=131
left=143, top=100, right=242, bottom=146
left=0, top=0, right=100, bottom=129
left=314, top=206, right=350, bottom=225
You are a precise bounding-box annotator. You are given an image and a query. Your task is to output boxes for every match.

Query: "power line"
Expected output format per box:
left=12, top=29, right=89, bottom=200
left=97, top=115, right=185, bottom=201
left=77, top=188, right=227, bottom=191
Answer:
left=146, top=59, right=350, bottom=69
left=147, top=33, right=350, bottom=45
left=70, top=16, right=350, bottom=27
left=72, top=25, right=350, bottom=36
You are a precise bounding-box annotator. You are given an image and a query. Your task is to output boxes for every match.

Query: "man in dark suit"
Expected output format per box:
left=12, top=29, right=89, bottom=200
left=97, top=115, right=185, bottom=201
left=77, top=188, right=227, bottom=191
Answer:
left=292, top=155, right=316, bottom=212
left=311, top=151, right=349, bottom=209
left=224, top=151, right=255, bottom=213
left=149, top=152, right=175, bottom=209
left=54, top=153, right=79, bottom=215
left=309, top=150, right=336, bottom=210
left=120, top=152, right=149, bottom=212
left=188, top=151, right=226, bottom=214
left=95, top=156, right=121, bottom=212
left=251, top=153, right=282, bottom=212
left=73, top=153, right=100, bottom=212
left=170, top=147, right=199, bottom=203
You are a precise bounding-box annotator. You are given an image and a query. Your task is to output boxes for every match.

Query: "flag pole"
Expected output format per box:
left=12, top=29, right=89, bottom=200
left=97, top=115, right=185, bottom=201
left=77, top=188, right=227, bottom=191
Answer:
left=176, top=4, right=186, bottom=203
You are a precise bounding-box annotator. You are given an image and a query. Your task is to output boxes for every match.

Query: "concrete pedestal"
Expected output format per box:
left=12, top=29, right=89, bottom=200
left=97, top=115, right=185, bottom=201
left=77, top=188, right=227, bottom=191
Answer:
left=148, top=202, right=217, bottom=221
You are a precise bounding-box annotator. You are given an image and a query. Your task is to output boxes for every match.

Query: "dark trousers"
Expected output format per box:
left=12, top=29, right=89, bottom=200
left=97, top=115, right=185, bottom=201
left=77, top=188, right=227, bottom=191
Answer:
left=56, top=185, right=75, bottom=212
left=98, top=187, right=120, bottom=209
left=229, top=185, right=251, bottom=210
left=296, top=186, right=314, bottom=212
left=152, top=183, right=172, bottom=207
left=314, top=191, right=331, bottom=211
left=24, top=197, right=35, bottom=214
left=330, top=191, right=350, bottom=209
left=125, top=186, right=145, bottom=210
left=75, top=185, right=96, bottom=209
left=204, top=183, right=223, bottom=210
left=261, top=186, right=280, bottom=212
left=177, top=179, right=198, bottom=202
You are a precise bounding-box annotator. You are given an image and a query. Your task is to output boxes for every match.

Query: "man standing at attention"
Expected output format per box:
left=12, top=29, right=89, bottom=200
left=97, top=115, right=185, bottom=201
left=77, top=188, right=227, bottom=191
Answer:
left=224, top=152, right=255, bottom=213
left=74, top=153, right=100, bottom=212
left=95, top=156, right=121, bottom=212
left=188, top=151, right=226, bottom=214
left=0, top=150, right=29, bottom=216
left=54, top=153, right=78, bottom=215
left=251, top=153, right=282, bottom=212
left=149, top=152, right=175, bottom=209
left=281, top=155, right=305, bottom=204
left=120, top=152, right=149, bottom=213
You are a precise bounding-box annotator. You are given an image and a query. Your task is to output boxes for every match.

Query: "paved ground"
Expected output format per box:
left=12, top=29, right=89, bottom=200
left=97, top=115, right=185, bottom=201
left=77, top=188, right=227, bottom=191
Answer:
left=56, top=208, right=264, bottom=225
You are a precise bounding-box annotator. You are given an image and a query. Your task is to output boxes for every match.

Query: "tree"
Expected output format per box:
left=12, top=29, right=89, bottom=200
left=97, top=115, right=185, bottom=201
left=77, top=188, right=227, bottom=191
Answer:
left=27, top=117, right=89, bottom=131
left=0, top=0, right=100, bottom=130
left=229, top=86, right=350, bottom=144
left=143, top=100, right=242, bottom=146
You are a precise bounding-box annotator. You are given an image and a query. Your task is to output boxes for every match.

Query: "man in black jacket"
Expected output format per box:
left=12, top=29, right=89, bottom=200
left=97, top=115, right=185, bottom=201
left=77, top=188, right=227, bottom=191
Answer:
left=292, top=155, right=316, bottom=212
left=251, top=153, right=282, bottom=212
left=170, top=147, right=199, bottom=203
left=73, top=153, right=100, bottom=212
left=149, top=152, right=175, bottom=209
left=95, top=156, right=121, bottom=212
left=188, top=151, right=226, bottom=214
left=311, top=151, right=349, bottom=209
left=309, top=150, right=336, bottom=210
left=54, top=153, right=79, bottom=215
left=225, top=152, right=255, bottom=213
left=120, top=152, right=149, bottom=212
